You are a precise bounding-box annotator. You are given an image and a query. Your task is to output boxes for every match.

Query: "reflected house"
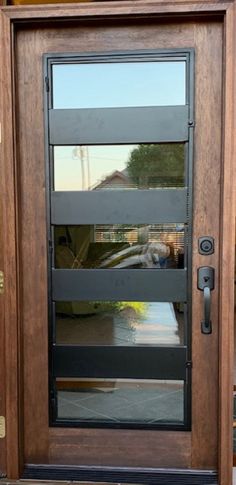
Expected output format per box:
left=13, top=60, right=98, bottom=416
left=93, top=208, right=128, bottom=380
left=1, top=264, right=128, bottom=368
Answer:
left=92, top=168, right=135, bottom=190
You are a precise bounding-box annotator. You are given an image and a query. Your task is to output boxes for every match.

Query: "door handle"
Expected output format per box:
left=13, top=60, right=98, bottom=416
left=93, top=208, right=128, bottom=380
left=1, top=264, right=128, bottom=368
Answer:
left=197, top=266, right=215, bottom=335
left=202, top=286, right=211, bottom=334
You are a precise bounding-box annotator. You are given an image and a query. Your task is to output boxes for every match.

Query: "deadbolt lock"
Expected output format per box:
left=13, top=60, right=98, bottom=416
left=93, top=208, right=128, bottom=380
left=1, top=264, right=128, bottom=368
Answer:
left=198, top=236, right=214, bottom=255
left=0, top=271, right=4, bottom=295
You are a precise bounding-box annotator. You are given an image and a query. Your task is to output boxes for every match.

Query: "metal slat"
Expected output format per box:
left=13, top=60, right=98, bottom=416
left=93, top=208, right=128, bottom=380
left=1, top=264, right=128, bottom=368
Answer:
left=49, top=106, right=189, bottom=145
left=52, top=268, right=187, bottom=301
left=53, top=345, right=187, bottom=380
left=51, top=189, right=188, bottom=225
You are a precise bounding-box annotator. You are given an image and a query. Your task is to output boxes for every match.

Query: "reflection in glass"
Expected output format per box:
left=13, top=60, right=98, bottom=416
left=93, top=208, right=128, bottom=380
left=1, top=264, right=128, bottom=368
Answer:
left=54, top=224, right=185, bottom=270
left=53, top=61, right=186, bottom=109
left=56, top=379, right=184, bottom=424
left=55, top=301, right=185, bottom=346
left=53, top=144, right=185, bottom=191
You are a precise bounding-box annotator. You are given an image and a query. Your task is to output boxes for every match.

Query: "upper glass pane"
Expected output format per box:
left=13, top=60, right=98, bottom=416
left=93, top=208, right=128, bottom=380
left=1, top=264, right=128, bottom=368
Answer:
left=52, top=61, right=186, bottom=109
left=53, top=144, right=185, bottom=191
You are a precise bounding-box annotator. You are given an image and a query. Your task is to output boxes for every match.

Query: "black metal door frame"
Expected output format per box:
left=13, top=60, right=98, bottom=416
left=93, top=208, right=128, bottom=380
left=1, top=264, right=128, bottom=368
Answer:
left=44, top=49, right=194, bottom=430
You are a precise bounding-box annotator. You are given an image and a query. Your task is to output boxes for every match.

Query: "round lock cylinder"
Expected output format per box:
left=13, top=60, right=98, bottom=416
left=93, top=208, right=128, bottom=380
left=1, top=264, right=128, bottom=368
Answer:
left=198, top=237, right=214, bottom=255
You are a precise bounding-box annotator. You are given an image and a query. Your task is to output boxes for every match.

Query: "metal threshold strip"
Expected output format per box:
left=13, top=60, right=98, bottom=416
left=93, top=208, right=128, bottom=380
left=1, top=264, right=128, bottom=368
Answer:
left=22, top=464, right=218, bottom=484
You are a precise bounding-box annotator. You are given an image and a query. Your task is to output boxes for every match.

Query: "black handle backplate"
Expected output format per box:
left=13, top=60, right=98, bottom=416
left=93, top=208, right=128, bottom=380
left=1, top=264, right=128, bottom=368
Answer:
left=197, top=266, right=215, bottom=335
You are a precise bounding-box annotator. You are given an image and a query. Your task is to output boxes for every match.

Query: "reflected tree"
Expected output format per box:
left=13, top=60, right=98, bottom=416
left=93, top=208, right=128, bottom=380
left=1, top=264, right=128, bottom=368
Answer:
left=126, top=143, right=184, bottom=188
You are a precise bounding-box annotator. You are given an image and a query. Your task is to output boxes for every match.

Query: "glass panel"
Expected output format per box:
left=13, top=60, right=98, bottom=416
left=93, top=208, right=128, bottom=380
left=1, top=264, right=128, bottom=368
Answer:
left=54, top=224, right=185, bottom=270
left=55, top=301, right=185, bottom=345
left=53, top=144, right=185, bottom=191
left=52, top=61, right=186, bottom=109
left=56, top=379, right=184, bottom=424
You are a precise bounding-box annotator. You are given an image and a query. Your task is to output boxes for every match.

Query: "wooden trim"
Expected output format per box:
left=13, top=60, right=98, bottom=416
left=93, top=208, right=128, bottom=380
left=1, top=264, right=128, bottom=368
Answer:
left=0, top=0, right=232, bottom=20
left=190, top=19, right=222, bottom=471
left=0, top=10, right=21, bottom=480
left=219, top=3, right=236, bottom=485
left=0, top=0, right=235, bottom=481
left=0, top=20, right=6, bottom=476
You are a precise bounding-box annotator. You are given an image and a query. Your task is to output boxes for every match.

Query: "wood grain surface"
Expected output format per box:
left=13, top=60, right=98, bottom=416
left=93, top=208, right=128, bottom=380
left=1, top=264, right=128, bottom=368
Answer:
left=0, top=48, right=6, bottom=472
left=15, top=17, right=223, bottom=470
left=15, top=18, right=195, bottom=467
left=49, top=428, right=191, bottom=467
left=191, top=20, right=222, bottom=469
left=0, top=19, right=7, bottom=473
left=1, top=1, right=233, bottom=21
left=0, top=10, right=21, bottom=480
left=0, top=1, right=234, bottom=482
left=218, top=4, right=236, bottom=485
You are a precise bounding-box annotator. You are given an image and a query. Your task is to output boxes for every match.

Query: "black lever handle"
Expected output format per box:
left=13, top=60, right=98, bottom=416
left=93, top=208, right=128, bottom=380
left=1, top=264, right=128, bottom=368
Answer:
left=197, top=267, right=215, bottom=335
left=202, top=286, right=211, bottom=334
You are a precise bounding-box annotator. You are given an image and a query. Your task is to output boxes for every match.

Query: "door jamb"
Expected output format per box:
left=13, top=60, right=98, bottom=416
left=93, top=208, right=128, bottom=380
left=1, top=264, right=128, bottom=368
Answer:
left=0, top=2, right=235, bottom=484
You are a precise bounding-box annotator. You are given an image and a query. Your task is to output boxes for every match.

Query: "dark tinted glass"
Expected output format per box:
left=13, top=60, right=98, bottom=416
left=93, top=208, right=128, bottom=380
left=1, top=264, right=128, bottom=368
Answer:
left=54, top=224, right=185, bottom=270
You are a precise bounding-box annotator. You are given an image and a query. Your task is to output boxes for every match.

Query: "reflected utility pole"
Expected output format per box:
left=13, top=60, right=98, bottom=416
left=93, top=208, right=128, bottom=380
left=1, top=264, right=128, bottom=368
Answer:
left=86, top=146, right=91, bottom=190
left=72, top=146, right=90, bottom=189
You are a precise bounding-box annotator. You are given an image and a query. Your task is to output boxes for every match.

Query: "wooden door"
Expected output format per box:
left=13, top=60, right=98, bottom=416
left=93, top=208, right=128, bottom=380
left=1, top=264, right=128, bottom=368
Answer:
left=14, top=16, right=223, bottom=484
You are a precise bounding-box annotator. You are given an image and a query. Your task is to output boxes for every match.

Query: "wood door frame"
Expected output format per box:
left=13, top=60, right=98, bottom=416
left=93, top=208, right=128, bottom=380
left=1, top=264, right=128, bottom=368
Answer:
left=0, top=1, right=235, bottom=484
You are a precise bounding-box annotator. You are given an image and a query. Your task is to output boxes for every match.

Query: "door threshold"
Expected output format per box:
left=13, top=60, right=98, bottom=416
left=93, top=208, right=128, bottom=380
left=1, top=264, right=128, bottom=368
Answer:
left=1, top=481, right=131, bottom=485
left=21, top=465, right=218, bottom=484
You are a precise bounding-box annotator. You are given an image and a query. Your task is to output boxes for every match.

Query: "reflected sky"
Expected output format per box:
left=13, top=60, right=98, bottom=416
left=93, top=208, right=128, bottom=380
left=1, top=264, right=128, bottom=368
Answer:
left=54, top=145, right=137, bottom=190
left=52, top=61, right=186, bottom=109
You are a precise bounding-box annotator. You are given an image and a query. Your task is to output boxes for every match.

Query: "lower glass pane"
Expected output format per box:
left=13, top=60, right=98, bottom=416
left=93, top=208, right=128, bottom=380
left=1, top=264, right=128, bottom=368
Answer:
left=56, top=379, right=184, bottom=425
left=55, top=301, right=185, bottom=345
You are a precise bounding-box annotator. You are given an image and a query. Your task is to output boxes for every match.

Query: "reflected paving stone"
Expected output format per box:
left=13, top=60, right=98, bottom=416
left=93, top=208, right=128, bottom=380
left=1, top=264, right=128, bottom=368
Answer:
left=57, top=382, right=184, bottom=423
left=56, top=302, right=184, bottom=347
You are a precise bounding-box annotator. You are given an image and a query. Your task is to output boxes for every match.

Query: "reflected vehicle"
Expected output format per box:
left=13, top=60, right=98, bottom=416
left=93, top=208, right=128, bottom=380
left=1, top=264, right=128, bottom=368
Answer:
left=54, top=224, right=185, bottom=270
left=99, top=242, right=171, bottom=269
